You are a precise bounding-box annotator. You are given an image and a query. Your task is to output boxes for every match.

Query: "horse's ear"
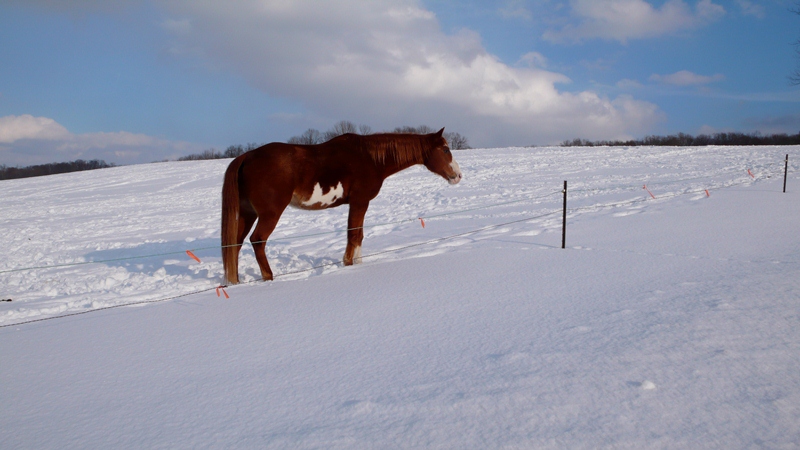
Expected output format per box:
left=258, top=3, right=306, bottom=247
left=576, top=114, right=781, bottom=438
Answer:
left=436, top=127, right=445, bottom=137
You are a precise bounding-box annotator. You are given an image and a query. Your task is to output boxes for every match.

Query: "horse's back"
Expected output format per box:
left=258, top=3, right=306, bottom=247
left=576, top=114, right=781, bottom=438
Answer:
left=244, top=142, right=300, bottom=168
left=236, top=142, right=351, bottom=206
left=235, top=143, right=302, bottom=201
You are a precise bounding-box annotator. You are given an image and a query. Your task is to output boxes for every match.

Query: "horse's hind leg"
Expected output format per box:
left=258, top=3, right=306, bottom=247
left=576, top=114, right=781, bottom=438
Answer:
left=250, top=212, right=282, bottom=281
left=233, top=207, right=257, bottom=277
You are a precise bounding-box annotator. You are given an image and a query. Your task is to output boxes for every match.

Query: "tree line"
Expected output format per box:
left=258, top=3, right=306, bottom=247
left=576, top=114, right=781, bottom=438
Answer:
left=0, top=159, right=115, bottom=181
left=176, top=121, right=470, bottom=164
left=561, top=131, right=800, bottom=147
left=287, top=120, right=470, bottom=150
left=10, top=128, right=795, bottom=181
left=176, top=142, right=262, bottom=161
left=0, top=121, right=470, bottom=181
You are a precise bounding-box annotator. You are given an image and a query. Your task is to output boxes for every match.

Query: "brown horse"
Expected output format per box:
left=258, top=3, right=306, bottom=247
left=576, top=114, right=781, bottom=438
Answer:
left=221, top=128, right=462, bottom=284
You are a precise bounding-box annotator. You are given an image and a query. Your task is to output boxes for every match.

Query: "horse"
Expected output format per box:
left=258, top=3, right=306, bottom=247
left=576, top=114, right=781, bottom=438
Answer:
left=221, top=128, right=463, bottom=284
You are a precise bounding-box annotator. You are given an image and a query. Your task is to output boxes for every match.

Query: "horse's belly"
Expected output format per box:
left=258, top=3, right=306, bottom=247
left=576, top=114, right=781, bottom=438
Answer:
left=290, top=197, right=346, bottom=210
left=290, top=182, right=347, bottom=210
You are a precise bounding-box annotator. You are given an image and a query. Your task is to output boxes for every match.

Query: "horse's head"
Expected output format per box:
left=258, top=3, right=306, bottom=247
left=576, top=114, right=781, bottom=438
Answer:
left=424, top=128, right=462, bottom=185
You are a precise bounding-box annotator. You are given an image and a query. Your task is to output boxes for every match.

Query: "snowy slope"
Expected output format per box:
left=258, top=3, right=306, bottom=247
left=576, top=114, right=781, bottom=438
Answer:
left=1, top=146, right=798, bottom=448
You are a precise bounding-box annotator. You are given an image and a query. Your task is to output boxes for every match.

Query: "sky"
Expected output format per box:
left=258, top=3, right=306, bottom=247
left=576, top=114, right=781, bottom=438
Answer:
left=1, top=0, right=799, bottom=166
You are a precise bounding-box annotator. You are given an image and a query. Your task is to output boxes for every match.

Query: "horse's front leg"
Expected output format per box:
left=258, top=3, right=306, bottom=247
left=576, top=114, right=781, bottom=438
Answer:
left=343, top=202, right=368, bottom=266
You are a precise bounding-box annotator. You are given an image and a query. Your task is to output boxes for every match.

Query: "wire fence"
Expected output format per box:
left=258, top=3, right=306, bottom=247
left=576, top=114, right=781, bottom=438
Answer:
left=0, top=155, right=794, bottom=328
left=0, top=189, right=566, bottom=275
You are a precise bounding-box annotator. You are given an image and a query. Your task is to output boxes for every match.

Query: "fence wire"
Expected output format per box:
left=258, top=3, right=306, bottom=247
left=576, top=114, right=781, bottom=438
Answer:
left=0, top=158, right=794, bottom=328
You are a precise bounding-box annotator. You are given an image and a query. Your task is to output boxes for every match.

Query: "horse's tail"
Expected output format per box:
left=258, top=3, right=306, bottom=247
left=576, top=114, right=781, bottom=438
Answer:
left=221, top=154, right=247, bottom=284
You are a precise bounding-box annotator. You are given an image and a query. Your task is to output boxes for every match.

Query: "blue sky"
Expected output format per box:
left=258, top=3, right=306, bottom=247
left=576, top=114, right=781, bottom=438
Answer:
left=1, top=0, right=799, bottom=166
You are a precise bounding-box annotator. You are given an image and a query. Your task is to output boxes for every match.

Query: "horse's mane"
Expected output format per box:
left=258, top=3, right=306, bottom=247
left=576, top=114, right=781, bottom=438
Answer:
left=329, top=133, right=431, bottom=166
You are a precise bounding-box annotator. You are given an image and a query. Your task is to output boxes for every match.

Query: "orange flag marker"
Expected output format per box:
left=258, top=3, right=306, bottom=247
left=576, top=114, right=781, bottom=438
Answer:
left=643, top=185, right=655, bottom=199
left=186, top=250, right=201, bottom=263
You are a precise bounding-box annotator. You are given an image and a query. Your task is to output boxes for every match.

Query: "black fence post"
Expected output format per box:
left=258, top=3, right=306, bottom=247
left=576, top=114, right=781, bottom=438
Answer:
left=784, top=154, right=789, bottom=194
left=562, top=180, right=567, bottom=249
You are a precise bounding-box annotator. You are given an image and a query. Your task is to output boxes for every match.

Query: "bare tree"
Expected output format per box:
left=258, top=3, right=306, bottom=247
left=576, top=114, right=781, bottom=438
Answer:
left=323, top=120, right=359, bottom=141
left=393, top=125, right=435, bottom=134
left=0, top=159, right=115, bottom=180
left=222, top=142, right=262, bottom=158
left=288, top=121, right=470, bottom=148
left=444, top=131, right=470, bottom=149
left=391, top=125, right=470, bottom=149
left=223, top=145, right=244, bottom=158
left=288, top=128, right=323, bottom=145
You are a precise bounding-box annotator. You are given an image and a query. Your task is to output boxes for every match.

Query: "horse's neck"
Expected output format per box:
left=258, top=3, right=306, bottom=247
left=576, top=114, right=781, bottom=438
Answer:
left=379, top=157, right=421, bottom=179
left=366, top=136, right=427, bottom=178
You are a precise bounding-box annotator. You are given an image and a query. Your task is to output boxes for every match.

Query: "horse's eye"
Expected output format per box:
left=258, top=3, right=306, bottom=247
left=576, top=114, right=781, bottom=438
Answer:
left=443, top=147, right=451, bottom=155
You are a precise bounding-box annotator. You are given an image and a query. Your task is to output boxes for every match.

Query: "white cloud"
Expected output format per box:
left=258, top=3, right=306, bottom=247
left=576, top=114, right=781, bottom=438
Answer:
left=649, top=70, right=725, bottom=86
left=518, top=51, right=548, bottom=68
left=161, top=18, right=192, bottom=36
left=157, top=0, right=662, bottom=146
left=695, top=0, right=725, bottom=20
left=616, top=78, right=643, bottom=89
left=4, top=0, right=134, bottom=15
left=543, top=0, right=725, bottom=44
left=736, top=0, right=765, bottom=19
left=744, top=113, right=800, bottom=134
left=0, top=114, right=70, bottom=143
left=0, top=115, right=202, bottom=166
left=499, top=0, right=533, bottom=20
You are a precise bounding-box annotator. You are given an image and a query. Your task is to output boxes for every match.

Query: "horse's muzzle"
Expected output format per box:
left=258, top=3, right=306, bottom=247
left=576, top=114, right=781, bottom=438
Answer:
left=447, top=161, right=463, bottom=184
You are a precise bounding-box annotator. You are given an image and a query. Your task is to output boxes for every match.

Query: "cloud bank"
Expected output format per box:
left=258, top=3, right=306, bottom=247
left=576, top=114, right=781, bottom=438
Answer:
left=157, top=0, right=662, bottom=146
left=0, top=115, right=70, bottom=144
left=735, top=0, right=765, bottom=19
left=0, top=115, right=201, bottom=166
left=543, top=0, right=725, bottom=44
left=3, top=0, right=667, bottom=156
left=650, top=70, right=725, bottom=86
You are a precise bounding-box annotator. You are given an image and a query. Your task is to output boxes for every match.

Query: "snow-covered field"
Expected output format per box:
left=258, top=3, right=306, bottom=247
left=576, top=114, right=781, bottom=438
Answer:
left=1, top=145, right=798, bottom=448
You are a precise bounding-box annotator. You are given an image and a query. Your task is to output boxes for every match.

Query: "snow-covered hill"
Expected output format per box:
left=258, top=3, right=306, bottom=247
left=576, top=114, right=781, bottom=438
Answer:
left=1, top=146, right=798, bottom=448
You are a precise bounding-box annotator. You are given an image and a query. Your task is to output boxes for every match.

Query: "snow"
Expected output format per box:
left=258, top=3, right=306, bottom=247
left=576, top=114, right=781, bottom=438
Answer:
left=1, top=145, right=798, bottom=448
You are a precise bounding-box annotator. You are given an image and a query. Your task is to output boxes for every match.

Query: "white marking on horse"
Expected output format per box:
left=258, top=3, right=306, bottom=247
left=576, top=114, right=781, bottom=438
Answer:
left=303, top=182, right=344, bottom=207
left=353, top=245, right=362, bottom=264
left=448, top=160, right=463, bottom=184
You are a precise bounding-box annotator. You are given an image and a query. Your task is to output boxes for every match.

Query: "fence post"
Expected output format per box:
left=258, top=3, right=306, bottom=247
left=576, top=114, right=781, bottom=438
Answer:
left=784, top=154, right=789, bottom=194
left=562, top=180, right=567, bottom=249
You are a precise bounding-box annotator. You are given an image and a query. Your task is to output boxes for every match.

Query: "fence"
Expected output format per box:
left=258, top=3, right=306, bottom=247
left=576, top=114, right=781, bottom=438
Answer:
left=0, top=155, right=793, bottom=328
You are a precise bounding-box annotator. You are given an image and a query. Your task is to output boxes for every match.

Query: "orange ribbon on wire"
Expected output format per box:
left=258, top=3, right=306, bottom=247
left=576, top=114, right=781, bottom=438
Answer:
left=216, top=286, right=229, bottom=299
left=186, top=250, right=202, bottom=263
